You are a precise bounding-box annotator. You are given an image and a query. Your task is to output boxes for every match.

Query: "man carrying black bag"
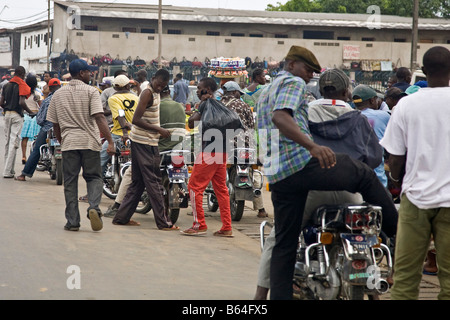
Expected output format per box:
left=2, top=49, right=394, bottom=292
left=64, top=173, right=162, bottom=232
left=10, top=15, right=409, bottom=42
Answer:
left=181, top=77, right=242, bottom=237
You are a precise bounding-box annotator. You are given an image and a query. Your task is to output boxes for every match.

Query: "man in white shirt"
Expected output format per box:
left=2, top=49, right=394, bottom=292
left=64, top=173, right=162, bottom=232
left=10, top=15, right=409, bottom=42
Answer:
left=380, top=46, right=450, bottom=300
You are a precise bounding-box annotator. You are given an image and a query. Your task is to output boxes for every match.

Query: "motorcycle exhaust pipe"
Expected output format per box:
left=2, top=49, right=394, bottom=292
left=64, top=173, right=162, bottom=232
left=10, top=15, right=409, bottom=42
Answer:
left=254, top=189, right=262, bottom=196
left=373, top=247, right=384, bottom=261
left=375, top=279, right=390, bottom=294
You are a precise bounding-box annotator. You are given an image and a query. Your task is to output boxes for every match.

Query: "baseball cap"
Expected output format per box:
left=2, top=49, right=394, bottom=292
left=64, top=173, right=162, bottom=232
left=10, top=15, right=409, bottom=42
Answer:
left=285, top=45, right=321, bottom=73
left=352, top=84, right=378, bottom=103
left=319, top=69, right=350, bottom=92
left=223, top=81, right=245, bottom=95
left=113, top=75, right=131, bottom=87
left=100, top=79, right=112, bottom=86
left=69, top=59, right=98, bottom=75
left=48, top=78, right=61, bottom=87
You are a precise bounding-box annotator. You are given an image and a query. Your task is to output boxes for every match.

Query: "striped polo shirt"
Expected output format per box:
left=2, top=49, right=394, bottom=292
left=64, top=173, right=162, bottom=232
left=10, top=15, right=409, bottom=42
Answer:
left=46, top=79, right=104, bottom=152
left=129, top=86, right=161, bottom=146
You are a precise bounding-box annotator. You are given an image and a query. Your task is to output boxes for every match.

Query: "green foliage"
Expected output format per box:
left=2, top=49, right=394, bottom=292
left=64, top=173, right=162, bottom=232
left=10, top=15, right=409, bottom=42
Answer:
left=266, top=0, right=450, bottom=18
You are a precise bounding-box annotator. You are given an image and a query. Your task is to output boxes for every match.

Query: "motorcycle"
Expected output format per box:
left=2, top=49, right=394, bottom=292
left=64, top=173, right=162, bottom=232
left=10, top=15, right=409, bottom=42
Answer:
left=159, top=149, right=190, bottom=224
left=34, top=128, right=63, bottom=185
left=206, top=148, right=263, bottom=221
left=103, top=139, right=151, bottom=214
left=261, top=204, right=393, bottom=300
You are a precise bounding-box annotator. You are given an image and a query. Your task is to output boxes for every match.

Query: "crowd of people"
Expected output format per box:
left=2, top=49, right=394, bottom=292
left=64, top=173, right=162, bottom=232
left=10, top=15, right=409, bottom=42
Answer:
left=1, top=44, right=450, bottom=300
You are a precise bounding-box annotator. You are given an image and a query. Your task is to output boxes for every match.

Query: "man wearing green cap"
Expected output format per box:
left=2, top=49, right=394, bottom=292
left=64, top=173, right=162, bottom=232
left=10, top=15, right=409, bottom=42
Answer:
left=256, top=46, right=398, bottom=300
left=352, top=84, right=391, bottom=187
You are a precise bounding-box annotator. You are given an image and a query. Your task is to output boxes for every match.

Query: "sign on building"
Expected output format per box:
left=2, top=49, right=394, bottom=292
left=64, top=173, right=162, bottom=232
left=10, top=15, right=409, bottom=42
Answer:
left=343, top=45, right=360, bottom=60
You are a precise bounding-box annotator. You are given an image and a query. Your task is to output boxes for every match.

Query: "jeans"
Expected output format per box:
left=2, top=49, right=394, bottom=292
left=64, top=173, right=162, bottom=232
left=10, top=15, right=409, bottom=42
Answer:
left=391, top=195, right=450, bottom=300
left=62, top=149, right=103, bottom=229
left=22, top=128, right=47, bottom=177
left=269, top=153, right=398, bottom=300
left=3, top=111, right=23, bottom=177
left=100, top=133, right=121, bottom=176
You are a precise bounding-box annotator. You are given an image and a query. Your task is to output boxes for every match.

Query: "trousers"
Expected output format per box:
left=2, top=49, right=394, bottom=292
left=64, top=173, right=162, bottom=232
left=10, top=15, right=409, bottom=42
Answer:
left=112, top=141, right=172, bottom=229
left=188, top=152, right=232, bottom=231
left=3, top=111, right=23, bottom=177
left=22, top=128, right=47, bottom=177
left=62, top=149, right=103, bottom=229
left=391, top=194, right=450, bottom=300
left=269, top=153, right=398, bottom=300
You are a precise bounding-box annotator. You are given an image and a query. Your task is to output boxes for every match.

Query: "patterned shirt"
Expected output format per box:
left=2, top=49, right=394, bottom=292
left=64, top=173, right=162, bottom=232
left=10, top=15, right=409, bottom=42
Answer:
left=129, top=86, right=161, bottom=146
left=46, top=79, right=104, bottom=152
left=256, top=70, right=312, bottom=184
left=221, top=95, right=256, bottom=149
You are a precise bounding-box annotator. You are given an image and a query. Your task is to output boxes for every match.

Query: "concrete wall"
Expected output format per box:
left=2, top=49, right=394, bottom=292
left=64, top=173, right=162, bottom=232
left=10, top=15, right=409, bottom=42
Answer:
left=51, top=4, right=450, bottom=70
left=64, top=29, right=449, bottom=70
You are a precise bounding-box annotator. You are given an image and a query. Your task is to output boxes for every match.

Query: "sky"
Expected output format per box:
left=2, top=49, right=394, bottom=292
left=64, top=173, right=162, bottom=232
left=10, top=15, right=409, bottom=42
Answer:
left=0, top=0, right=284, bottom=29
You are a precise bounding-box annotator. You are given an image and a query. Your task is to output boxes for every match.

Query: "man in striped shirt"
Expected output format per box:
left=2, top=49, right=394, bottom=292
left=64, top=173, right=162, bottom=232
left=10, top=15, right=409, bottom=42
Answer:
left=112, top=69, right=177, bottom=230
left=47, top=59, right=115, bottom=232
left=256, top=46, right=398, bottom=299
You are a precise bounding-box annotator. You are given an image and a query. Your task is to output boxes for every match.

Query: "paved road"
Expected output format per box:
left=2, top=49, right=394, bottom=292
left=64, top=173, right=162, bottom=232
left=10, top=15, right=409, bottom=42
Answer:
left=0, top=115, right=440, bottom=300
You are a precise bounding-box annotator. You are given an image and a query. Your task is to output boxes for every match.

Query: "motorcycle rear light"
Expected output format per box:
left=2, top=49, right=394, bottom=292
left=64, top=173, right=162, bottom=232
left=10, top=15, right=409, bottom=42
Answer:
left=120, top=150, right=130, bottom=156
left=352, top=260, right=367, bottom=270
left=345, top=210, right=380, bottom=231
left=171, top=155, right=185, bottom=168
left=320, top=232, right=333, bottom=245
left=238, top=151, right=250, bottom=160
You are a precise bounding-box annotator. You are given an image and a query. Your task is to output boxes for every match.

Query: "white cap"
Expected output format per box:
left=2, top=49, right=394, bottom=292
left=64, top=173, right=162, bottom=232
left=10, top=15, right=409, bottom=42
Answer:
left=114, top=74, right=131, bottom=87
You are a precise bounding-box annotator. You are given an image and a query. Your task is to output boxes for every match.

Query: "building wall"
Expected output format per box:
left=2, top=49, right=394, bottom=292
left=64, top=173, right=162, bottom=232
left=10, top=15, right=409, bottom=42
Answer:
left=51, top=4, right=450, bottom=70
left=65, top=29, right=447, bottom=70
left=20, top=28, right=50, bottom=74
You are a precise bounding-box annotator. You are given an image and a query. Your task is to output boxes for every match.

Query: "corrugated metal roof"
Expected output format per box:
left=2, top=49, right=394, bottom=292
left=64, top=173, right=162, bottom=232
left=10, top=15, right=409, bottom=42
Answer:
left=54, top=0, right=450, bottom=30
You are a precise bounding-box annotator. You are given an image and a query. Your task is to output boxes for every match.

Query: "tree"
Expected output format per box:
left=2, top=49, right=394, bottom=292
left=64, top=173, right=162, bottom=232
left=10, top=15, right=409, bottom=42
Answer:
left=267, top=0, right=450, bottom=18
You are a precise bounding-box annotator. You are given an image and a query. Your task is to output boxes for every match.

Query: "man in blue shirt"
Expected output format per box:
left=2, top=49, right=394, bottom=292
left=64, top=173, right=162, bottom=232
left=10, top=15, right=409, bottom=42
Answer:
left=15, top=78, right=61, bottom=181
left=353, top=84, right=391, bottom=187
left=173, top=73, right=189, bottom=105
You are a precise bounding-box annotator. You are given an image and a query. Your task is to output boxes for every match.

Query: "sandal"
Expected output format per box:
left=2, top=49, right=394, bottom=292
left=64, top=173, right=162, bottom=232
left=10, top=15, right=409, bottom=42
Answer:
left=78, top=195, right=89, bottom=202
left=213, top=230, right=234, bottom=238
left=112, top=219, right=140, bottom=226
left=180, top=227, right=207, bottom=236
left=126, top=220, right=140, bottom=226
left=14, top=175, right=26, bottom=181
left=161, top=225, right=180, bottom=231
left=257, top=209, right=268, bottom=218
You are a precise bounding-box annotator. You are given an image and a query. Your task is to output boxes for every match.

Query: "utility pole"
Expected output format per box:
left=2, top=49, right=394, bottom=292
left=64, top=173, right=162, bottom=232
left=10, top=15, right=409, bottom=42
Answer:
left=410, top=0, right=419, bottom=71
left=47, top=0, right=50, bottom=72
left=158, top=0, right=162, bottom=69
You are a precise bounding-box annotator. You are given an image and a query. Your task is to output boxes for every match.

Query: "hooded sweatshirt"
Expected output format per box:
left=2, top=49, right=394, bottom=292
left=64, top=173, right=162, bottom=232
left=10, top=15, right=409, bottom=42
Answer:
left=308, top=99, right=382, bottom=169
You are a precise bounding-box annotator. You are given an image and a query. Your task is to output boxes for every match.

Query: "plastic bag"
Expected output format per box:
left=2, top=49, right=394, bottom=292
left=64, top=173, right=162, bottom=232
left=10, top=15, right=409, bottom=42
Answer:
left=200, top=98, right=244, bottom=134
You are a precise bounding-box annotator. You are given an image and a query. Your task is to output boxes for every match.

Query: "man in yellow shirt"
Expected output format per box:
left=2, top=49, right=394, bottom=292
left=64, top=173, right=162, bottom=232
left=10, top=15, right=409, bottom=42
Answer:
left=100, top=75, right=138, bottom=175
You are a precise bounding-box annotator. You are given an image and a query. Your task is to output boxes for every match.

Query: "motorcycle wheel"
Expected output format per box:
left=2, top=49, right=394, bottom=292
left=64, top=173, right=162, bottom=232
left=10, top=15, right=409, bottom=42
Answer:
left=103, top=164, right=119, bottom=199
left=161, top=174, right=181, bottom=224
left=56, top=159, right=63, bottom=185
left=207, top=193, right=219, bottom=212
left=348, top=286, right=365, bottom=300
left=227, top=169, right=245, bottom=221
left=135, top=191, right=152, bottom=214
